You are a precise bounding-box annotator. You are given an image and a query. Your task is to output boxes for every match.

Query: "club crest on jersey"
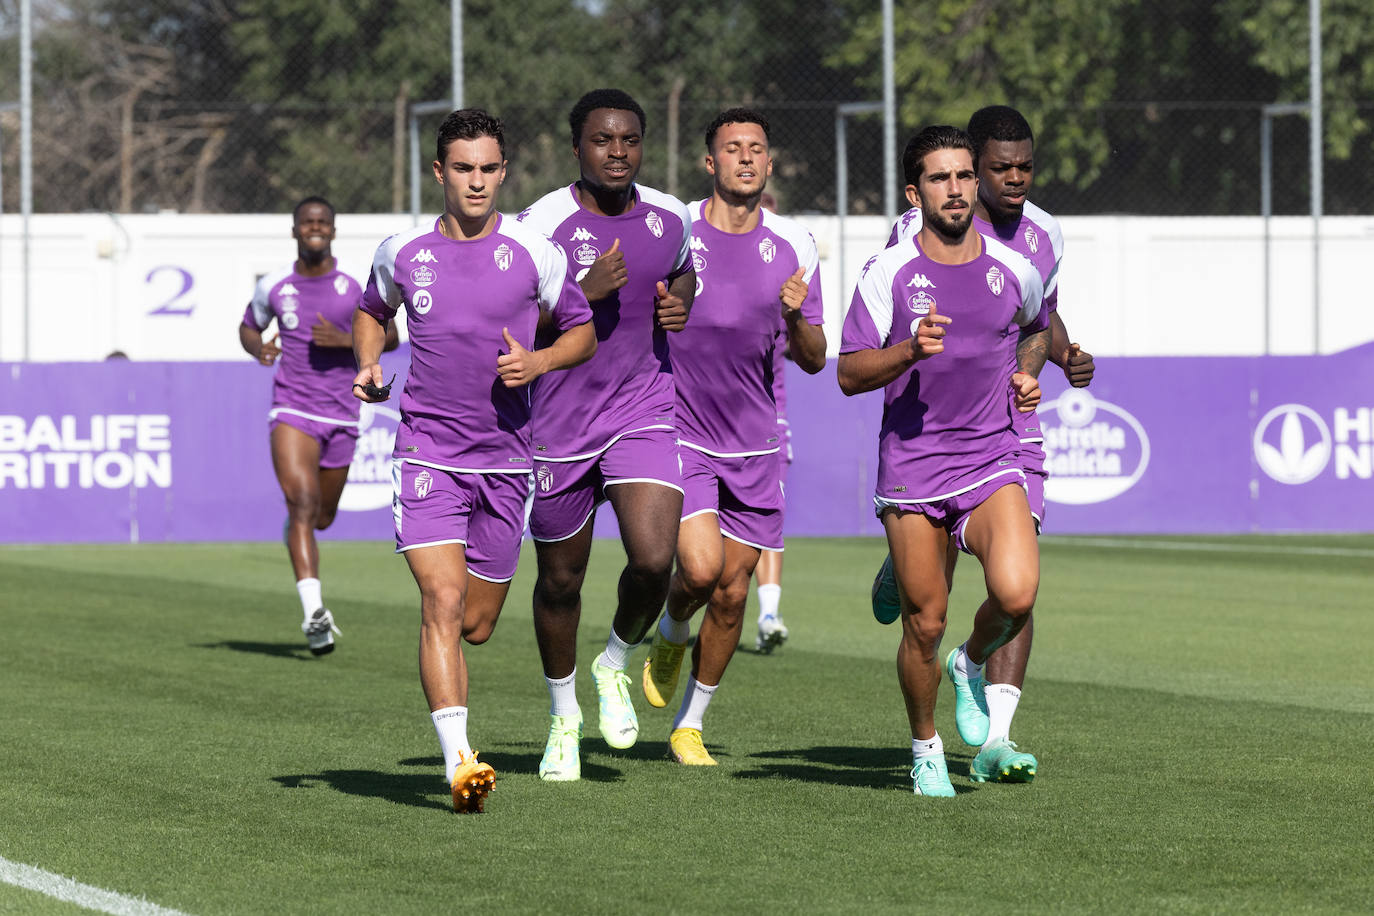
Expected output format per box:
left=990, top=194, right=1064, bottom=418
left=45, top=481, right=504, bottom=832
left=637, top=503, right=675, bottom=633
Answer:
left=536, top=464, right=554, bottom=493
left=411, top=266, right=436, bottom=288
left=906, top=290, right=936, bottom=315
left=985, top=266, right=1005, bottom=296
left=570, top=227, right=597, bottom=242
left=412, top=289, right=433, bottom=315
left=494, top=243, right=513, bottom=272
left=645, top=210, right=664, bottom=238
left=411, top=249, right=438, bottom=264
left=414, top=469, right=433, bottom=499
left=574, top=242, right=600, bottom=265
left=758, top=237, right=776, bottom=263
left=1023, top=227, right=1039, bottom=254
left=334, top=276, right=350, bottom=295
left=906, top=274, right=935, bottom=289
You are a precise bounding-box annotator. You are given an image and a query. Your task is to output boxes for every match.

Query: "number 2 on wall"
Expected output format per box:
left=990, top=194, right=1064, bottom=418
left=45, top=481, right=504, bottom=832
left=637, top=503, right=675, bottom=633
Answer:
left=146, top=266, right=195, bottom=316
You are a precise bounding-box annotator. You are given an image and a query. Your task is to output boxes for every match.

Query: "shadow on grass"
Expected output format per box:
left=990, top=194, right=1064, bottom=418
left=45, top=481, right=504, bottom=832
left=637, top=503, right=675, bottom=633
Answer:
left=273, top=770, right=450, bottom=811
left=400, top=746, right=643, bottom=784
left=195, top=640, right=312, bottom=661
left=736, top=745, right=977, bottom=793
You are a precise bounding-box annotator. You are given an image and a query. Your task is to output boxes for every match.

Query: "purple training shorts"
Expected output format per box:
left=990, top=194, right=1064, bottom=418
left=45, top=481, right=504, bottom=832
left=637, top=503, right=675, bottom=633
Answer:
left=270, top=410, right=359, bottom=469
left=874, top=469, right=1029, bottom=555
left=529, top=427, right=683, bottom=542
left=680, top=446, right=784, bottom=552
left=392, top=459, right=532, bottom=583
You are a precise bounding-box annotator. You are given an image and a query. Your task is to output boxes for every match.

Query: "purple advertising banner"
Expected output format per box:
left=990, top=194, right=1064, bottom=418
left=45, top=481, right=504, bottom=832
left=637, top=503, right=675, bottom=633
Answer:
left=2, top=342, right=1370, bottom=543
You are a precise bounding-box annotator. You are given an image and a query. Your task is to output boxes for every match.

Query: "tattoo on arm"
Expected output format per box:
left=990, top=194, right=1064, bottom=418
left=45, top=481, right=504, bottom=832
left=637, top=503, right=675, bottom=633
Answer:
left=1017, top=327, right=1050, bottom=377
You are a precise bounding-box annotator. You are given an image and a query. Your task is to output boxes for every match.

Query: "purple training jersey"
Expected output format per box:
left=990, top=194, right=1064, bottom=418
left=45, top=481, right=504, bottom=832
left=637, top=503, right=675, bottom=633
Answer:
left=516, top=183, right=691, bottom=460
left=358, top=215, right=592, bottom=472
left=888, top=203, right=1063, bottom=447
left=840, top=233, right=1045, bottom=501
left=243, top=266, right=363, bottom=424
left=672, top=201, right=824, bottom=456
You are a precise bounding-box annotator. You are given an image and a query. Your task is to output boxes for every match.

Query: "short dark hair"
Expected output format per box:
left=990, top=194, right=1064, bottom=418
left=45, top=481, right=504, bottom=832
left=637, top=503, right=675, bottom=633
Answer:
left=436, top=108, right=506, bottom=164
left=292, top=196, right=335, bottom=223
left=704, top=107, right=770, bottom=151
left=902, top=126, right=977, bottom=185
left=966, top=105, right=1034, bottom=158
left=569, top=89, right=646, bottom=145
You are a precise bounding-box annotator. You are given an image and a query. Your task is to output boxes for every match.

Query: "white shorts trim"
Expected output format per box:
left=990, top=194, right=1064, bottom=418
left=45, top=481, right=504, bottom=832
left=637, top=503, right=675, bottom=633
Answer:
left=535, top=423, right=675, bottom=463
left=874, top=467, right=1025, bottom=507
left=721, top=528, right=775, bottom=552
left=269, top=407, right=359, bottom=427
left=529, top=506, right=597, bottom=544
left=678, top=440, right=781, bottom=460
left=468, top=567, right=514, bottom=584
left=603, top=477, right=685, bottom=494
left=681, top=507, right=719, bottom=523
left=399, top=457, right=533, bottom=475
left=397, top=537, right=467, bottom=554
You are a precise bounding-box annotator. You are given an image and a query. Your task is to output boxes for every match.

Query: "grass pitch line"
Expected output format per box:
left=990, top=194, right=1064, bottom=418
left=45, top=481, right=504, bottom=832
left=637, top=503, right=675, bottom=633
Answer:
left=0, top=855, right=191, bottom=916
left=1047, top=536, right=1374, bottom=558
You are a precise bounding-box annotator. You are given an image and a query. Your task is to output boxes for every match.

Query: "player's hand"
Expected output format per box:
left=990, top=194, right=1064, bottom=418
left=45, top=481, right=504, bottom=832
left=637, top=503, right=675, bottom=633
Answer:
left=779, top=267, right=808, bottom=318
left=257, top=334, right=280, bottom=366
left=579, top=237, right=628, bottom=301
left=1011, top=372, right=1041, bottom=412
left=351, top=363, right=389, bottom=402
left=654, top=280, right=689, bottom=332
left=911, top=303, right=951, bottom=360
left=496, top=327, right=548, bottom=388
left=1063, top=342, right=1095, bottom=388
left=310, top=312, right=351, bottom=348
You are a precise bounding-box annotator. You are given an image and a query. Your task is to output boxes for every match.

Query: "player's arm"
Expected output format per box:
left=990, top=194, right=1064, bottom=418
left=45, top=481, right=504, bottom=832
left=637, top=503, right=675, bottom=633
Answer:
left=1016, top=323, right=1051, bottom=378
left=1046, top=310, right=1094, bottom=387
left=838, top=304, right=949, bottom=396
left=382, top=321, right=401, bottom=352
left=496, top=321, right=596, bottom=388
left=239, top=321, right=279, bottom=366
left=351, top=307, right=389, bottom=401
left=779, top=267, right=826, bottom=374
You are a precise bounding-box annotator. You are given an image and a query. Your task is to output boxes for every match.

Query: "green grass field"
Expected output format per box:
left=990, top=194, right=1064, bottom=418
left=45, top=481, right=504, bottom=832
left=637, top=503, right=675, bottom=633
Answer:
left=1, top=535, right=1371, bottom=914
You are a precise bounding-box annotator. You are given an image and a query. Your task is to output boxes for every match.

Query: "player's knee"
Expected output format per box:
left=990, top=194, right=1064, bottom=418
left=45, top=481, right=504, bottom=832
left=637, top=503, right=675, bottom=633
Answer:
left=902, top=598, right=947, bottom=646
left=994, top=576, right=1038, bottom=619
left=624, top=536, right=677, bottom=581
left=420, top=584, right=465, bottom=630
left=284, top=489, right=322, bottom=521
left=463, top=617, right=496, bottom=645
left=313, top=507, right=337, bottom=531
left=676, top=557, right=721, bottom=601
left=534, top=567, right=585, bottom=608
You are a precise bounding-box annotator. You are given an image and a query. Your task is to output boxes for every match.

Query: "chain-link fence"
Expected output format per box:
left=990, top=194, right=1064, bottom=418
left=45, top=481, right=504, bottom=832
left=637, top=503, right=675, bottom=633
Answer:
left=2, top=0, right=1372, bottom=218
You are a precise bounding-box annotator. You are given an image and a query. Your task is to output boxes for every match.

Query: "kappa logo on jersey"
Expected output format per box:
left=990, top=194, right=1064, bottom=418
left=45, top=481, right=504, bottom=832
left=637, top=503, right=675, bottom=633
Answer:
left=860, top=254, right=879, bottom=277
left=412, top=289, right=433, bottom=315
left=689, top=236, right=709, bottom=252
left=536, top=464, right=554, bottom=493
left=574, top=242, right=600, bottom=266
left=414, top=469, right=434, bottom=499
left=494, top=243, right=513, bottom=272
left=411, top=266, right=436, bottom=288
left=516, top=208, right=531, bottom=221
left=906, top=290, right=936, bottom=316
left=645, top=210, right=664, bottom=238
left=570, top=227, right=597, bottom=242
left=280, top=283, right=298, bottom=297
left=1023, top=227, right=1040, bottom=254
left=985, top=266, right=1005, bottom=296
left=334, top=276, right=350, bottom=296
left=411, top=249, right=438, bottom=264
left=906, top=274, right=936, bottom=289
left=758, top=237, right=777, bottom=263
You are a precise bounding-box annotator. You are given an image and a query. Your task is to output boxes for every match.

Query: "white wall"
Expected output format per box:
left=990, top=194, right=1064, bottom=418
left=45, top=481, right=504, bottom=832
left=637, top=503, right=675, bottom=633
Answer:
left=2, top=212, right=1372, bottom=362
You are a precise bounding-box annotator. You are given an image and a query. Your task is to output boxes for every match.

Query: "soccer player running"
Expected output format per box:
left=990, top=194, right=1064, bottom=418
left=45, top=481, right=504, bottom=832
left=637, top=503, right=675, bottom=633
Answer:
left=516, top=89, right=694, bottom=781
left=877, top=106, right=1096, bottom=783
left=838, top=125, right=1048, bottom=796
left=238, top=197, right=398, bottom=655
left=352, top=110, right=596, bottom=812
left=640, top=109, right=826, bottom=765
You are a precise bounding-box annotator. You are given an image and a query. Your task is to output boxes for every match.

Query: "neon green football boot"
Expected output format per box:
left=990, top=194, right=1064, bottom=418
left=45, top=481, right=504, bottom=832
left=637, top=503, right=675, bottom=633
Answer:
left=970, top=738, right=1038, bottom=784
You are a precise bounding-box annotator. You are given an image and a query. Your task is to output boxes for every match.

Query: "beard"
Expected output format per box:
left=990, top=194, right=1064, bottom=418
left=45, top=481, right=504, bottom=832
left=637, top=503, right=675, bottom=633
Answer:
left=923, top=203, right=972, bottom=241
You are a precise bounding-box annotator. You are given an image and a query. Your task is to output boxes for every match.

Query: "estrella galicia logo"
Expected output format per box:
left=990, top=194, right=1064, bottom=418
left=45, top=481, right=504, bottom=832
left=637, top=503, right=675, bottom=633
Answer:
left=410, top=265, right=436, bottom=288
left=1041, top=389, right=1150, bottom=505
left=1252, top=404, right=1331, bottom=485
left=338, top=402, right=403, bottom=512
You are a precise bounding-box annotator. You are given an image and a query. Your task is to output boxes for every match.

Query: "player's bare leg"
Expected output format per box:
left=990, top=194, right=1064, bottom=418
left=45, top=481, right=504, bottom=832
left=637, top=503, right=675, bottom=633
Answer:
left=270, top=423, right=341, bottom=653
left=754, top=548, right=788, bottom=652
left=405, top=543, right=497, bottom=811
left=314, top=464, right=350, bottom=532
left=884, top=508, right=956, bottom=796
left=605, top=481, right=683, bottom=644
left=644, top=512, right=718, bottom=711
left=958, top=483, right=1041, bottom=783
left=531, top=522, right=595, bottom=680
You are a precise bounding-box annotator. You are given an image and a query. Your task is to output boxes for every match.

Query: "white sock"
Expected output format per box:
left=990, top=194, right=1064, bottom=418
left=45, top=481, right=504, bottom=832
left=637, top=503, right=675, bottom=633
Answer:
left=672, top=677, right=718, bottom=731
left=296, top=577, right=322, bottom=619
left=912, top=732, right=944, bottom=759
left=756, top=583, right=782, bottom=620
left=596, top=629, right=634, bottom=671
left=545, top=669, right=579, bottom=718
left=659, top=613, right=690, bottom=645
left=430, top=706, right=470, bottom=783
left=983, top=683, right=1021, bottom=745
left=955, top=642, right=983, bottom=681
